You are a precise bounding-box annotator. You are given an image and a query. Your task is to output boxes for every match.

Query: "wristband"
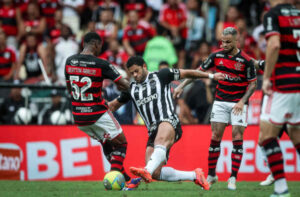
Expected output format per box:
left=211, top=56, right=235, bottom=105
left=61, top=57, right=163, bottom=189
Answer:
left=208, top=73, right=214, bottom=79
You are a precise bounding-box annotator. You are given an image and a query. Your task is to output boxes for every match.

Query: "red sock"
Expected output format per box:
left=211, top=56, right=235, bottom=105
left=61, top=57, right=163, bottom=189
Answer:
left=231, top=140, right=243, bottom=178
left=208, top=140, right=221, bottom=176
left=262, top=138, right=285, bottom=180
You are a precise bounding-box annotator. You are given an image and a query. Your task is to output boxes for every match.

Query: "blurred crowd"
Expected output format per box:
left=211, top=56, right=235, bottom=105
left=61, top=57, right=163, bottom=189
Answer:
left=0, top=0, right=299, bottom=125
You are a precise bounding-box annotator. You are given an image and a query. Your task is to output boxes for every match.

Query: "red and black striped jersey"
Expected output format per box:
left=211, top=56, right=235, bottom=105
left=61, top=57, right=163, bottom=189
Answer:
left=263, top=3, right=300, bottom=93
left=199, top=49, right=257, bottom=103
left=123, top=21, right=155, bottom=55
left=39, top=0, right=60, bottom=29
left=65, top=54, right=122, bottom=126
left=0, top=48, right=16, bottom=76
left=0, top=6, right=18, bottom=36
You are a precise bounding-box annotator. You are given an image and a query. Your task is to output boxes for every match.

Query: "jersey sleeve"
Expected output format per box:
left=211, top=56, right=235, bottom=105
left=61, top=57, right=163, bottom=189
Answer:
left=246, top=60, right=257, bottom=82
left=117, top=91, right=131, bottom=103
left=102, top=61, right=122, bottom=82
left=157, top=68, right=181, bottom=85
left=263, top=9, right=280, bottom=39
left=198, top=53, right=215, bottom=71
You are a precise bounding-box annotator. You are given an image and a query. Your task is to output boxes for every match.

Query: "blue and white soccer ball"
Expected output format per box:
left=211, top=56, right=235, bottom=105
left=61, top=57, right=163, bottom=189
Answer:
left=103, top=171, right=125, bottom=190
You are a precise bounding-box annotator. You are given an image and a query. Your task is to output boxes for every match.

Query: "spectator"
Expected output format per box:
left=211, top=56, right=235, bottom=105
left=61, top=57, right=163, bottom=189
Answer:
left=18, top=2, right=47, bottom=42
left=143, top=28, right=177, bottom=71
left=123, top=10, right=155, bottom=56
left=95, top=9, right=118, bottom=53
left=252, top=10, right=267, bottom=60
left=201, top=0, right=219, bottom=43
left=159, top=0, right=187, bottom=68
left=215, top=5, right=240, bottom=42
left=236, top=18, right=258, bottom=58
left=54, top=24, right=78, bottom=85
left=39, top=0, right=61, bottom=30
left=80, top=0, right=98, bottom=30
left=0, top=31, right=17, bottom=82
left=60, top=0, right=84, bottom=35
left=121, top=0, right=152, bottom=22
left=15, top=33, right=49, bottom=83
left=0, top=88, right=24, bottom=124
left=185, top=0, right=205, bottom=52
left=191, top=41, right=211, bottom=69
left=46, top=9, right=63, bottom=44
left=93, top=0, right=121, bottom=24
left=38, top=89, right=71, bottom=125
left=0, top=0, right=21, bottom=50
left=99, top=39, right=129, bottom=70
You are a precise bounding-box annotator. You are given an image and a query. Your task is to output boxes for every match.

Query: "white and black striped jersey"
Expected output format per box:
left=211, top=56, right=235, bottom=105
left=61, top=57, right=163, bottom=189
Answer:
left=118, top=68, right=181, bottom=131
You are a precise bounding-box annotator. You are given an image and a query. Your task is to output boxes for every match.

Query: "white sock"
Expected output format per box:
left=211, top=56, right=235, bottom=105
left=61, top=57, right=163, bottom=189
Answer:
left=259, top=145, right=269, bottom=164
left=160, top=167, right=196, bottom=181
left=274, top=178, right=288, bottom=194
left=145, top=145, right=167, bottom=175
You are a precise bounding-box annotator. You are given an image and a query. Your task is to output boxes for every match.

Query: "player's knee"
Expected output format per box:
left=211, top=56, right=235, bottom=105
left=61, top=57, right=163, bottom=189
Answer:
left=232, top=132, right=243, bottom=140
left=211, top=131, right=222, bottom=141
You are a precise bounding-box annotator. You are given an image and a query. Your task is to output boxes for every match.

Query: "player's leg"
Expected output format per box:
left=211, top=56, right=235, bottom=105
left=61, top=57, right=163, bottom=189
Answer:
left=287, top=125, right=300, bottom=155
left=207, top=121, right=226, bottom=183
left=207, top=101, right=230, bottom=185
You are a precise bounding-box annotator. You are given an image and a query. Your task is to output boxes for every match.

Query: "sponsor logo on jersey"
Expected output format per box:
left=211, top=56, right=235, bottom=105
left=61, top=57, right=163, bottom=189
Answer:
left=136, top=93, right=158, bottom=107
left=235, top=57, right=244, bottom=63
left=216, top=54, right=225, bottom=58
left=224, top=74, right=242, bottom=81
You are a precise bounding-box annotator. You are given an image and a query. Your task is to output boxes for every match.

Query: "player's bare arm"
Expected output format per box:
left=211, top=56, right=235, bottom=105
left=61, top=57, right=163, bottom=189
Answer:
left=115, top=78, right=130, bottom=91
left=173, top=70, right=224, bottom=99
left=108, top=99, right=124, bottom=113
left=263, top=35, right=280, bottom=95
left=233, top=80, right=257, bottom=115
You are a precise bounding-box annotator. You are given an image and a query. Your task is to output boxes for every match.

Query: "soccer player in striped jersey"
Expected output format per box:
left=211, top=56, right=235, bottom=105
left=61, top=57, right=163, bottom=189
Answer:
left=174, top=27, right=258, bottom=190
left=108, top=56, right=225, bottom=190
left=259, top=1, right=300, bottom=196
left=65, top=32, right=141, bottom=190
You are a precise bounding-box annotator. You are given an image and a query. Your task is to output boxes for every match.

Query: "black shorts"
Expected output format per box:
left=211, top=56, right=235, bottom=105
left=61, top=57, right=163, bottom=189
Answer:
left=146, top=119, right=182, bottom=160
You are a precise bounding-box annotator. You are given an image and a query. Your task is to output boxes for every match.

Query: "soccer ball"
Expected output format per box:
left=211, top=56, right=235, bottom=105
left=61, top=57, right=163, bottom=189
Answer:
left=103, top=171, right=125, bottom=190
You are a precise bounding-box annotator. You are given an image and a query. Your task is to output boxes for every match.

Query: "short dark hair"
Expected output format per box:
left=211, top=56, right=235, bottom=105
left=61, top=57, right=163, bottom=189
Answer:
left=126, top=56, right=145, bottom=68
left=222, top=27, right=238, bottom=36
left=158, top=61, right=169, bottom=67
left=83, top=32, right=102, bottom=45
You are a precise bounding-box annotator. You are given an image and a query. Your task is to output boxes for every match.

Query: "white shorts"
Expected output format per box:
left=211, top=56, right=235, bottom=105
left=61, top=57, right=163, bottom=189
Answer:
left=78, top=111, right=122, bottom=143
left=210, top=101, right=248, bottom=127
left=260, top=92, right=300, bottom=126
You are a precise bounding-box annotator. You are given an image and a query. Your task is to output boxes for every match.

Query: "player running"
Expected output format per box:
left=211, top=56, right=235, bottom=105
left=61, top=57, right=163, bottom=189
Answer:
left=259, top=1, right=300, bottom=196
left=174, top=27, right=258, bottom=190
left=64, top=32, right=140, bottom=190
left=108, top=56, right=225, bottom=190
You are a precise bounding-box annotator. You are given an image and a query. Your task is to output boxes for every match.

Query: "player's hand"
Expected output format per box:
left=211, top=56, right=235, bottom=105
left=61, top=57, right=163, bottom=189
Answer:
left=233, top=100, right=244, bottom=115
left=173, top=86, right=183, bottom=99
left=262, top=78, right=272, bottom=96
left=213, top=72, right=225, bottom=81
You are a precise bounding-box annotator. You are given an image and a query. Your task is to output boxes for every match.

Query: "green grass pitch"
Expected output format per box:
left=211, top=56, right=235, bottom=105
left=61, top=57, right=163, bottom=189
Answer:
left=0, top=181, right=299, bottom=197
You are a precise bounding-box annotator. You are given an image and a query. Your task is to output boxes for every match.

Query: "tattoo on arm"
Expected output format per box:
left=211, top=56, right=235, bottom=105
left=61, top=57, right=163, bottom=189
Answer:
left=241, top=81, right=257, bottom=103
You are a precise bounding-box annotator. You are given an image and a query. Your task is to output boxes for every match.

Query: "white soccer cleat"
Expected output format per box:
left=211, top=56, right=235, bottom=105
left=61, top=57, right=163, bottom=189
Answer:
left=227, top=176, right=236, bottom=190
left=260, top=174, right=275, bottom=186
left=206, top=175, right=218, bottom=186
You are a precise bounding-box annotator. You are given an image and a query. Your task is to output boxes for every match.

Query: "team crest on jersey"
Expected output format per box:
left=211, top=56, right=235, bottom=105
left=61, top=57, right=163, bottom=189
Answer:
left=234, top=62, right=243, bottom=71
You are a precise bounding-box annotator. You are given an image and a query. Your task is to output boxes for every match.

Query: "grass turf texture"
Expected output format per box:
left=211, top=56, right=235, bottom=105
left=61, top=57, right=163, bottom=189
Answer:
left=0, top=181, right=299, bottom=197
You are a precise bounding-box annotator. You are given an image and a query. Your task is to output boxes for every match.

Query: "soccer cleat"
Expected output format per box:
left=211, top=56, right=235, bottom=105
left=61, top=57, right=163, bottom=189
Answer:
left=270, top=190, right=291, bottom=197
left=260, top=174, right=275, bottom=186
left=126, top=177, right=142, bottom=189
left=130, top=167, right=152, bottom=183
left=227, top=176, right=237, bottom=190
left=194, top=168, right=210, bottom=190
left=206, top=175, right=218, bottom=186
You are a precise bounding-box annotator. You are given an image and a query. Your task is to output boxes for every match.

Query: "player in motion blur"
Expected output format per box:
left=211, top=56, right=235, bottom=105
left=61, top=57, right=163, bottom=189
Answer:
left=108, top=56, right=225, bottom=190
left=64, top=32, right=140, bottom=190
left=174, top=27, right=258, bottom=190
left=259, top=0, right=300, bottom=196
